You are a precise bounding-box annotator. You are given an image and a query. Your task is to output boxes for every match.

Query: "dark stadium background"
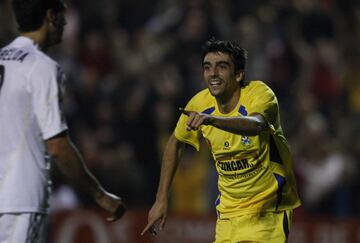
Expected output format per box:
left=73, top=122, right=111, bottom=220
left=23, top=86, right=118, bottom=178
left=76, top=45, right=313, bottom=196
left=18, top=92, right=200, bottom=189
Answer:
left=1, top=0, right=360, bottom=242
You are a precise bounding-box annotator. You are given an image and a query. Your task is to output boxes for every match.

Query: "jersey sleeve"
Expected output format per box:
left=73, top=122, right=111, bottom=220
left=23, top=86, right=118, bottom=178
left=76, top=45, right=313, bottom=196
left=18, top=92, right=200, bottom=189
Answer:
left=174, top=98, right=201, bottom=151
left=249, top=84, right=278, bottom=131
left=29, top=60, right=68, bottom=140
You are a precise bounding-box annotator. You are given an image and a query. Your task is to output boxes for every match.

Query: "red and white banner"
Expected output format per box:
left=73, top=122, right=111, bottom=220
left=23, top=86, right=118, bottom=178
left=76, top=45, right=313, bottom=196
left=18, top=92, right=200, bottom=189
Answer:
left=49, top=209, right=360, bottom=243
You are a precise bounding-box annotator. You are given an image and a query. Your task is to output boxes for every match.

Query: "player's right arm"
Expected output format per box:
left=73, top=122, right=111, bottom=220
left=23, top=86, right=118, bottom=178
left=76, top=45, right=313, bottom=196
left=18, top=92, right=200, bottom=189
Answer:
left=141, top=133, right=185, bottom=236
left=46, top=131, right=126, bottom=221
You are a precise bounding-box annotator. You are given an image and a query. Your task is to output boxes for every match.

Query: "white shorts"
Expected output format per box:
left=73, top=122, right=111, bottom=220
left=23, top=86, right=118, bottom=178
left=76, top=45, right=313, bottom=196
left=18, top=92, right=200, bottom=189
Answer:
left=0, top=213, right=46, bottom=243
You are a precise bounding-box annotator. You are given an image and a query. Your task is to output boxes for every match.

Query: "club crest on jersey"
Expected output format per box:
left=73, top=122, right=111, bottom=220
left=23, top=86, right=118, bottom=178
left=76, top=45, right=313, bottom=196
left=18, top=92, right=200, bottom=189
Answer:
left=223, top=141, right=231, bottom=150
left=241, top=136, right=251, bottom=146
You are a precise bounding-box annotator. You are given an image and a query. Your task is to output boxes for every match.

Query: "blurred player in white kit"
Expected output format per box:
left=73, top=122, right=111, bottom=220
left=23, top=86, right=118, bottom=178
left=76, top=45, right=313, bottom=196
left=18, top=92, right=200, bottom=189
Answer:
left=0, top=0, right=125, bottom=242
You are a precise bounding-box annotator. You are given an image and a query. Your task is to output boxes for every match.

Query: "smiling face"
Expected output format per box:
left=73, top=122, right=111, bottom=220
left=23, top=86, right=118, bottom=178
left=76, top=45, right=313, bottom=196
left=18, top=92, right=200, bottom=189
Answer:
left=203, top=52, right=243, bottom=99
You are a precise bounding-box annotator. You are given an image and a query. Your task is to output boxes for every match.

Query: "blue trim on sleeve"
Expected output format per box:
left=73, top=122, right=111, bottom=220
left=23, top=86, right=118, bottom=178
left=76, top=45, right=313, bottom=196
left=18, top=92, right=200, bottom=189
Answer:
left=283, top=211, right=290, bottom=240
left=239, top=105, right=248, bottom=116
left=274, top=173, right=286, bottom=210
left=202, top=107, right=215, bottom=114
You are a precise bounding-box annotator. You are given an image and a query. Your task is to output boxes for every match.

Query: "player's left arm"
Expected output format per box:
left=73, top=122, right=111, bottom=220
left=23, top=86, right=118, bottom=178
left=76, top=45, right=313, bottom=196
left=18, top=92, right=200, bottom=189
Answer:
left=180, top=108, right=268, bottom=136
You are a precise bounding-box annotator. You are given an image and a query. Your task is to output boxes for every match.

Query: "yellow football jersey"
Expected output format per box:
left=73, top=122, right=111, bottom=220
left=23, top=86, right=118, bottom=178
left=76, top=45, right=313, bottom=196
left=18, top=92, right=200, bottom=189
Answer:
left=174, top=81, right=301, bottom=219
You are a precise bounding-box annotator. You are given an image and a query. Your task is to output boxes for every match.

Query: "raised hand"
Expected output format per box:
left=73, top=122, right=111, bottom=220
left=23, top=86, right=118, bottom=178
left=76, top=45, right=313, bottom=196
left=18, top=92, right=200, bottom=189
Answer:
left=179, top=107, right=213, bottom=131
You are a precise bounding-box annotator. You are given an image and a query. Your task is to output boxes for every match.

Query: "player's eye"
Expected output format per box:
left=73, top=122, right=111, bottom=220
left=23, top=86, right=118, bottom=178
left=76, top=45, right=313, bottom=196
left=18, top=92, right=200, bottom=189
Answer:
left=218, top=64, right=228, bottom=70
left=203, top=65, right=211, bottom=71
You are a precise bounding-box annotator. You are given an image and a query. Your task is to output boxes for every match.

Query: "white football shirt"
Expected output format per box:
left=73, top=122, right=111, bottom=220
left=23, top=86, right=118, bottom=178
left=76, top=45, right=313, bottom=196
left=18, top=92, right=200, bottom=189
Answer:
left=0, top=36, right=68, bottom=213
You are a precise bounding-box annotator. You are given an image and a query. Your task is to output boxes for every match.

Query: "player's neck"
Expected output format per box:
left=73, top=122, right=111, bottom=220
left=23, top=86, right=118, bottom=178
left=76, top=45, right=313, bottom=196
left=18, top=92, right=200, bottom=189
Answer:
left=216, top=88, right=241, bottom=114
left=20, top=26, right=48, bottom=52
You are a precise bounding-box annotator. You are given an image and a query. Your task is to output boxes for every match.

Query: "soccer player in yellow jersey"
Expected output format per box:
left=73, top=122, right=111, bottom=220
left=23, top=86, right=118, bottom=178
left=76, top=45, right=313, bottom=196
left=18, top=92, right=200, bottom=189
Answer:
left=142, top=38, right=301, bottom=242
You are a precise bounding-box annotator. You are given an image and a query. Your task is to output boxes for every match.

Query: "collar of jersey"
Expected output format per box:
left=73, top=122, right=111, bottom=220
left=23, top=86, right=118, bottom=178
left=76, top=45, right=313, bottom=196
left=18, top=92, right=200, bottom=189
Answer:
left=13, top=36, right=39, bottom=50
left=214, top=90, right=242, bottom=117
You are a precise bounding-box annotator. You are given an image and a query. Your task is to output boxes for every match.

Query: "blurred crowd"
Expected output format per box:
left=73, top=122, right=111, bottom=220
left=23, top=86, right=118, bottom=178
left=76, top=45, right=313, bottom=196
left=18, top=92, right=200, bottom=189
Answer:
left=1, top=0, right=360, bottom=218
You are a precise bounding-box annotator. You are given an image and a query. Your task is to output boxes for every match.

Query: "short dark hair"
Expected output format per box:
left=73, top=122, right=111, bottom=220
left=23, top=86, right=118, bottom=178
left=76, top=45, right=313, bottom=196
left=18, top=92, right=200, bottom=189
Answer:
left=201, top=37, right=248, bottom=75
left=12, top=0, right=65, bottom=32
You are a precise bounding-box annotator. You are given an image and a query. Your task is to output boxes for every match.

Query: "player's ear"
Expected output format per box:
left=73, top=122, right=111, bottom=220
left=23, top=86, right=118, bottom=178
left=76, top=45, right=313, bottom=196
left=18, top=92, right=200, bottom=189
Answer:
left=235, top=71, right=244, bottom=84
left=45, top=9, right=56, bottom=23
